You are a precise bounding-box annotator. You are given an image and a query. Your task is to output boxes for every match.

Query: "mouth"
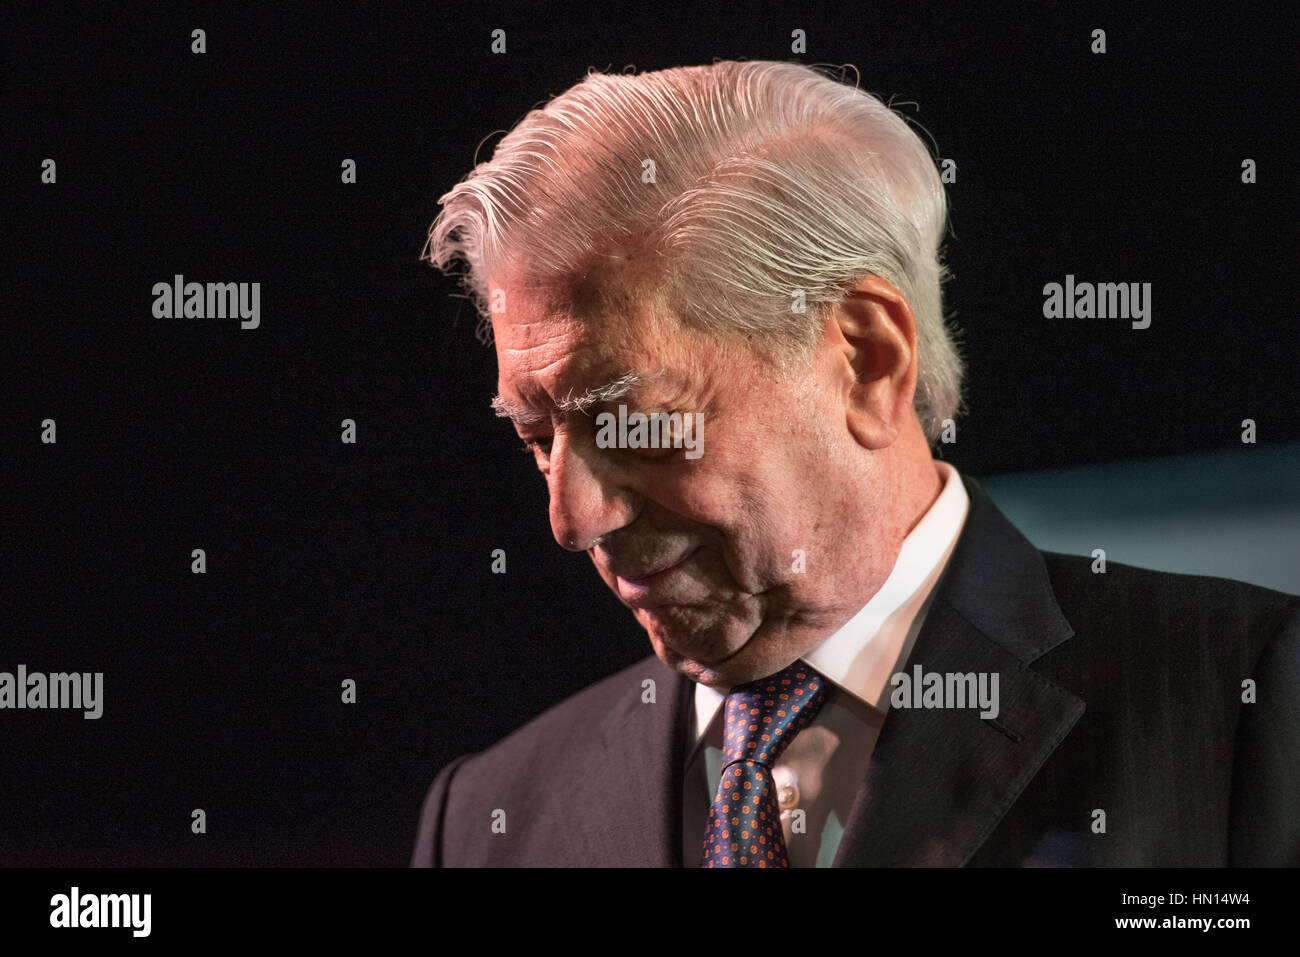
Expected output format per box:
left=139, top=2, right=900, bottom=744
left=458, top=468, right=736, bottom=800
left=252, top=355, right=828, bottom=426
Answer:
left=612, top=546, right=702, bottom=586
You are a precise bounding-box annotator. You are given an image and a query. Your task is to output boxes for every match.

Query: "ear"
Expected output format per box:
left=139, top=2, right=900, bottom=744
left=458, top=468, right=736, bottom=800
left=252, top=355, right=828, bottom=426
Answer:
left=830, top=273, right=919, bottom=450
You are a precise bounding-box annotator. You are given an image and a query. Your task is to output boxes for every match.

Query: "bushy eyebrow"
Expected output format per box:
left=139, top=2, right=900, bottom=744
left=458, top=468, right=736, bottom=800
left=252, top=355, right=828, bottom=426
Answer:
left=489, top=395, right=548, bottom=426
left=491, top=370, right=661, bottom=425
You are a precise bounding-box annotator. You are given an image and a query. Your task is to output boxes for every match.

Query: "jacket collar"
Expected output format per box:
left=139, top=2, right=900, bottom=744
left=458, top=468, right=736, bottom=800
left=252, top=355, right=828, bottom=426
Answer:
left=831, top=473, right=1085, bottom=865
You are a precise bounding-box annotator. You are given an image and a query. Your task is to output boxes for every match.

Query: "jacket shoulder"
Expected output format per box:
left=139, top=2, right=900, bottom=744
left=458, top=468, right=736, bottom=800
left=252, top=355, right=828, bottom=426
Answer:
left=440, top=652, right=664, bottom=779
left=481, top=652, right=664, bottom=750
left=411, top=653, right=671, bottom=865
left=988, top=551, right=1300, bottom=865
left=1039, top=550, right=1299, bottom=659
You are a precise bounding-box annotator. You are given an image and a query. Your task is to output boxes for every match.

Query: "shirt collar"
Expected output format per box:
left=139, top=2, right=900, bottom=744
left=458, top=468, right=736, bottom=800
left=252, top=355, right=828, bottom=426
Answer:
left=693, top=459, right=970, bottom=739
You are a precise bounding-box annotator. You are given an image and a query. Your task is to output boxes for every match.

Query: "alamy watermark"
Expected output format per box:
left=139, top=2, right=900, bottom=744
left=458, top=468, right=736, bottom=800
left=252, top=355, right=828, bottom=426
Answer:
left=1042, top=274, right=1151, bottom=329
left=50, top=887, right=150, bottom=937
left=152, top=274, right=260, bottom=329
left=889, top=665, right=1000, bottom=719
left=0, top=665, right=103, bottom=719
left=595, top=403, right=703, bottom=459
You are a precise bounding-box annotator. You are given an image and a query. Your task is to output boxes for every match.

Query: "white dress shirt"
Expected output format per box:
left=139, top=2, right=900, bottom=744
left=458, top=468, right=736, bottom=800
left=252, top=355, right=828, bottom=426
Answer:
left=681, top=459, right=971, bottom=866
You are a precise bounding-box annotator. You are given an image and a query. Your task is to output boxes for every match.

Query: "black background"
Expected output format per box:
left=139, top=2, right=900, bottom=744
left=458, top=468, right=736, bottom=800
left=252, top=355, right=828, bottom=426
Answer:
left=3, top=1, right=1297, bottom=865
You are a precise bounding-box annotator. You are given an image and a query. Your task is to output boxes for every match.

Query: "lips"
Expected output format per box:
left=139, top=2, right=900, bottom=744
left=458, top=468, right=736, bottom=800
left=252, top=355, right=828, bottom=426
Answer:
left=611, top=546, right=701, bottom=585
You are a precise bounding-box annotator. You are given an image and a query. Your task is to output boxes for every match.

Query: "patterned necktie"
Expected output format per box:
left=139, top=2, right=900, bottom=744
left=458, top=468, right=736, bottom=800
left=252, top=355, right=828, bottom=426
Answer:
left=701, top=660, right=827, bottom=867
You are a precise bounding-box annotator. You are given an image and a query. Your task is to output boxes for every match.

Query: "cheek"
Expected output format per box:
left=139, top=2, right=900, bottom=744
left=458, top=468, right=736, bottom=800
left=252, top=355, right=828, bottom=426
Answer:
left=682, top=461, right=796, bottom=584
left=640, top=456, right=736, bottom=524
left=729, top=459, right=835, bottom=577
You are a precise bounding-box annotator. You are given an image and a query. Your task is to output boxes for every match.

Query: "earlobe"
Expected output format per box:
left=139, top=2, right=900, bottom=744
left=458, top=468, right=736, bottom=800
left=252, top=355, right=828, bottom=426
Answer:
left=846, top=393, right=901, bottom=450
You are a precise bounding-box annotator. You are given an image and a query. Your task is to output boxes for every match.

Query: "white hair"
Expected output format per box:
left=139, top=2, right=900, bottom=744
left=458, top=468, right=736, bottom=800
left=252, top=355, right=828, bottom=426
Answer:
left=422, top=60, right=963, bottom=443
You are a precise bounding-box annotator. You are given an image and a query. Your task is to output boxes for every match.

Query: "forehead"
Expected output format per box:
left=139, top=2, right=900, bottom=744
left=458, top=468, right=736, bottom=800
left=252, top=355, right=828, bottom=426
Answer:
left=489, top=274, right=675, bottom=388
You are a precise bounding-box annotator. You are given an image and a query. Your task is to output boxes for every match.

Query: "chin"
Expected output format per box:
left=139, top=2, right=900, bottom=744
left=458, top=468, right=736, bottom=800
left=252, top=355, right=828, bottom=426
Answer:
left=641, top=612, right=791, bottom=690
left=700, top=650, right=798, bottom=689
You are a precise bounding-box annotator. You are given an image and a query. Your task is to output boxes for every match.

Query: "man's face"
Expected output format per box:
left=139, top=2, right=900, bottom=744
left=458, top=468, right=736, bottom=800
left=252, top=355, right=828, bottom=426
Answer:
left=491, top=277, right=897, bottom=689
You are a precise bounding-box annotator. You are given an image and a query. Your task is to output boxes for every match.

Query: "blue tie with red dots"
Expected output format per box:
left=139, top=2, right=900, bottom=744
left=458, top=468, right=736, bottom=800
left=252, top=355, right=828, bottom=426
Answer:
left=701, top=660, right=827, bottom=868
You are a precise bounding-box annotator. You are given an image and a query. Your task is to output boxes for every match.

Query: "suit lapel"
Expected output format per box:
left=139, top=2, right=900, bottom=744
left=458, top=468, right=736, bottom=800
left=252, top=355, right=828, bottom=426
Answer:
left=586, top=655, right=693, bottom=866
left=833, top=475, right=1086, bottom=866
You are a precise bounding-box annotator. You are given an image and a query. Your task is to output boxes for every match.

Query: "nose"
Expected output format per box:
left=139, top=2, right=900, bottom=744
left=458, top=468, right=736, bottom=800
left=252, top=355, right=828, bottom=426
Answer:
left=546, top=430, right=636, bottom=551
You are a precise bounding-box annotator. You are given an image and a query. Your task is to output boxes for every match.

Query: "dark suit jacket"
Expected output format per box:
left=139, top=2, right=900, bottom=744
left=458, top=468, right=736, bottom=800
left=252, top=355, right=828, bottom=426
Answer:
left=412, top=475, right=1300, bottom=866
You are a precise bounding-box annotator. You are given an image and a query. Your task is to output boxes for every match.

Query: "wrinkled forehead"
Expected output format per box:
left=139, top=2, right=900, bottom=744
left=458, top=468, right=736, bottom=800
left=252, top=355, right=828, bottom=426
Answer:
left=487, top=268, right=674, bottom=374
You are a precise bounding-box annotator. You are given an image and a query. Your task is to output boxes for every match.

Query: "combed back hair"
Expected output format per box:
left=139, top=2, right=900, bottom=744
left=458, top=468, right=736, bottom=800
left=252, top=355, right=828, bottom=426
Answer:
left=422, top=59, right=963, bottom=443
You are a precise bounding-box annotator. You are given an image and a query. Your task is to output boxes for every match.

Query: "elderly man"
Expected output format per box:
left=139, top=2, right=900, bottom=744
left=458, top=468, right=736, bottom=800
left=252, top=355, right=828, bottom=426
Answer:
left=412, top=61, right=1299, bottom=867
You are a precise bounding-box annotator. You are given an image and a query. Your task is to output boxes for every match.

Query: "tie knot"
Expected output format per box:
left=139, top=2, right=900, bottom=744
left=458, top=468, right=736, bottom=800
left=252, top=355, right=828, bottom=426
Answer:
left=721, top=660, right=827, bottom=768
